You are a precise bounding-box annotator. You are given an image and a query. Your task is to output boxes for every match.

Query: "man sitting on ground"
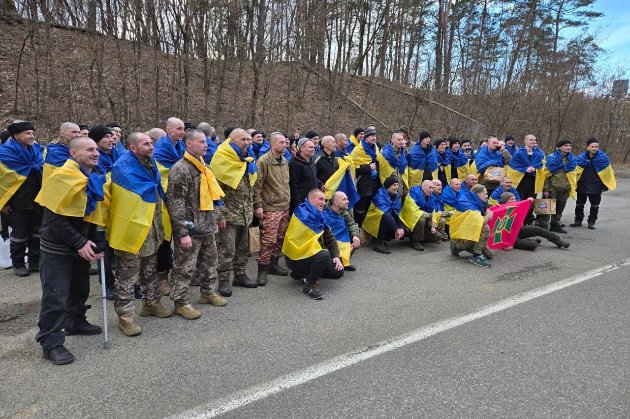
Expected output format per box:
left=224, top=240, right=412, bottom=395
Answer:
left=323, top=191, right=361, bottom=271
left=362, top=176, right=404, bottom=254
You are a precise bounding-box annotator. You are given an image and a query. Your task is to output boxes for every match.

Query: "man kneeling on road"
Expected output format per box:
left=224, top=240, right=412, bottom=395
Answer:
left=323, top=191, right=361, bottom=271
left=283, top=189, right=344, bottom=300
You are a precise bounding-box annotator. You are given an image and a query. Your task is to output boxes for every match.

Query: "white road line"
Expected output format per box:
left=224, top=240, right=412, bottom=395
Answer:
left=168, top=258, right=630, bottom=419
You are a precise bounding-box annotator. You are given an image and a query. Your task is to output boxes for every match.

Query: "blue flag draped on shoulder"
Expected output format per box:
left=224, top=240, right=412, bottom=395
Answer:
left=282, top=200, right=328, bottom=260
left=203, top=138, right=218, bottom=164
left=446, top=148, right=469, bottom=179
left=544, top=149, right=577, bottom=197
left=112, top=141, right=126, bottom=161
left=210, top=140, right=258, bottom=188
left=252, top=140, right=271, bottom=159
left=575, top=150, right=616, bottom=191
left=378, top=143, right=408, bottom=188
left=362, top=187, right=401, bottom=238
left=322, top=208, right=352, bottom=266
left=0, top=138, right=44, bottom=209
left=324, top=157, right=359, bottom=207
left=408, top=144, right=438, bottom=186
left=43, top=143, right=70, bottom=181
left=474, top=147, right=505, bottom=174
left=106, top=151, right=166, bottom=254
left=349, top=139, right=379, bottom=180
left=450, top=188, right=486, bottom=242
left=506, top=146, right=546, bottom=192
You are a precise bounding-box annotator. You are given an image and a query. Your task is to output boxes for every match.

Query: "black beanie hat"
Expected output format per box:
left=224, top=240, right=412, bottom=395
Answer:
left=105, top=122, right=121, bottom=129
left=448, top=136, right=460, bottom=148
left=354, top=128, right=364, bottom=137
left=305, top=130, right=320, bottom=139
left=556, top=139, right=572, bottom=148
left=434, top=138, right=448, bottom=148
left=364, top=129, right=377, bottom=139
left=505, top=134, right=514, bottom=141
left=224, top=126, right=236, bottom=139
left=586, top=137, right=598, bottom=146
left=184, top=121, right=197, bottom=130
left=7, top=121, right=35, bottom=136
left=89, top=125, right=112, bottom=143
left=251, top=130, right=264, bottom=138
left=418, top=130, right=431, bottom=141
left=383, top=175, right=399, bottom=189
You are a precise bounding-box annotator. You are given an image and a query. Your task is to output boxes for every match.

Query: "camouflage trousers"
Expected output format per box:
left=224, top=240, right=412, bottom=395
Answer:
left=452, top=222, right=490, bottom=255
left=113, top=250, right=159, bottom=316
left=170, top=234, right=218, bottom=306
left=216, top=223, right=249, bottom=281
left=256, top=210, right=289, bottom=265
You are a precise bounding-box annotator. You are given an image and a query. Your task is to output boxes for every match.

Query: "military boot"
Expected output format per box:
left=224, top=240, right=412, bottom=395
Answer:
left=257, top=264, right=269, bottom=286
left=198, top=292, right=228, bottom=307
left=174, top=304, right=201, bottom=320
left=157, top=271, right=171, bottom=297
left=267, top=256, right=288, bottom=276
left=218, top=280, right=232, bottom=297
left=550, top=236, right=571, bottom=248
left=410, top=240, right=424, bottom=251
left=118, top=313, right=142, bottom=336
left=233, top=273, right=257, bottom=288
left=138, top=300, right=173, bottom=318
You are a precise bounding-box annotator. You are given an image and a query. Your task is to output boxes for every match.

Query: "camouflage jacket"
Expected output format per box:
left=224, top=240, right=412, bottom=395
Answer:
left=166, top=158, right=218, bottom=238
left=218, top=175, right=254, bottom=226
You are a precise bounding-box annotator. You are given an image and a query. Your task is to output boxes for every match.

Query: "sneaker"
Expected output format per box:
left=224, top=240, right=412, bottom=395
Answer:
left=450, top=242, right=461, bottom=257
left=65, top=319, right=102, bottom=336
left=343, top=264, right=357, bottom=272
left=482, top=246, right=495, bottom=260
left=290, top=272, right=307, bottom=284
left=198, top=292, right=228, bottom=307
left=14, top=267, right=29, bottom=277
left=302, top=282, right=324, bottom=300
left=43, top=346, right=75, bottom=365
left=468, top=254, right=491, bottom=268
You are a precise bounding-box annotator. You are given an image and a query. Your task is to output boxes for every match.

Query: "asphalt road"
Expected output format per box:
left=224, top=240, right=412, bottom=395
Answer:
left=1, top=181, right=629, bottom=418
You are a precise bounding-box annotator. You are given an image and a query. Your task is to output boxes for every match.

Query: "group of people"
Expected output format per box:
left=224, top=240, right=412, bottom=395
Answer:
left=0, top=119, right=616, bottom=365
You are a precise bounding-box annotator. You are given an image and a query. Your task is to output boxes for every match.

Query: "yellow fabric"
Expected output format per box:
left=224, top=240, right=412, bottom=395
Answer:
left=84, top=180, right=110, bottom=227
left=469, top=161, right=477, bottom=176
left=183, top=151, right=225, bottom=210
left=349, top=135, right=360, bottom=147
left=567, top=171, right=577, bottom=199
left=449, top=210, right=484, bottom=241
left=325, top=158, right=353, bottom=199
left=210, top=140, right=257, bottom=189
left=106, top=182, right=156, bottom=254
left=432, top=211, right=442, bottom=225
left=457, top=165, right=469, bottom=180
left=35, top=159, right=88, bottom=217
left=377, top=153, right=409, bottom=188
left=349, top=142, right=379, bottom=168
left=400, top=195, right=425, bottom=230
left=0, top=162, right=26, bottom=209
left=505, top=166, right=524, bottom=188
left=444, top=203, right=455, bottom=225
left=338, top=241, right=352, bottom=266
left=362, top=204, right=384, bottom=238
left=282, top=215, right=324, bottom=260
left=598, top=165, right=616, bottom=191
left=506, top=166, right=546, bottom=194
left=42, top=163, right=59, bottom=183
left=408, top=167, right=438, bottom=188
left=155, top=160, right=173, bottom=241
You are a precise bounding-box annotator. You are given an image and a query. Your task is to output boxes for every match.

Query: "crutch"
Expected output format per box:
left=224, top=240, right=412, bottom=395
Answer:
left=99, top=256, right=111, bottom=349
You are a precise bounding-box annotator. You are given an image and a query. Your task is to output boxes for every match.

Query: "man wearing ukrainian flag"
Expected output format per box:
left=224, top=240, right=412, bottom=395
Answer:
left=408, top=130, right=438, bottom=187
left=35, top=136, right=106, bottom=365
left=153, top=117, right=186, bottom=295
left=210, top=128, right=258, bottom=296
left=350, top=129, right=380, bottom=226
left=400, top=180, right=441, bottom=251
left=283, top=189, right=344, bottom=300
left=345, top=127, right=364, bottom=155
left=107, top=132, right=171, bottom=337
left=166, top=130, right=226, bottom=320
left=42, top=122, right=80, bottom=181
left=506, top=134, right=545, bottom=226
left=362, top=176, right=405, bottom=254
left=378, top=131, right=408, bottom=193
left=571, top=137, right=616, bottom=230
left=323, top=191, right=361, bottom=272
left=0, top=121, right=43, bottom=277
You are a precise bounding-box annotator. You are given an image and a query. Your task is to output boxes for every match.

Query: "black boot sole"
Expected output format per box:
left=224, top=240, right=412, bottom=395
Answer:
left=64, top=328, right=102, bottom=336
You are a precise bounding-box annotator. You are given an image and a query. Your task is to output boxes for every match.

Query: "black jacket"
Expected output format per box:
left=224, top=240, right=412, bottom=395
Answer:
left=40, top=208, right=106, bottom=256
left=289, top=154, right=322, bottom=212
left=355, top=162, right=380, bottom=197
left=9, top=169, right=42, bottom=210
left=314, top=150, right=339, bottom=184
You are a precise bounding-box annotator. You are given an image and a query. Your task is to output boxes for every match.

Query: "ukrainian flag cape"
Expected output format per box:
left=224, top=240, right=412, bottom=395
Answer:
left=154, top=135, right=185, bottom=188
left=408, top=144, right=438, bottom=187
left=506, top=147, right=545, bottom=193
left=505, top=143, right=518, bottom=156
left=0, top=138, right=44, bottom=209
left=282, top=200, right=327, bottom=260
left=43, top=143, right=70, bottom=181
left=98, top=149, right=116, bottom=174
left=575, top=150, right=616, bottom=191
left=283, top=148, right=293, bottom=162
left=346, top=135, right=360, bottom=154
left=436, top=150, right=452, bottom=183
left=489, top=186, right=521, bottom=205
left=446, top=148, right=470, bottom=179
left=474, top=147, right=505, bottom=173
left=210, top=140, right=258, bottom=189
left=252, top=140, right=271, bottom=159
left=322, top=208, right=352, bottom=266
left=450, top=189, right=485, bottom=241
left=349, top=139, right=379, bottom=178
left=363, top=187, right=401, bottom=238
left=400, top=193, right=426, bottom=231
left=35, top=159, right=106, bottom=225
left=112, top=141, right=126, bottom=161
left=106, top=151, right=166, bottom=254
left=378, top=143, right=408, bottom=188
left=441, top=185, right=459, bottom=209
left=544, top=149, right=578, bottom=197
left=324, top=157, right=359, bottom=207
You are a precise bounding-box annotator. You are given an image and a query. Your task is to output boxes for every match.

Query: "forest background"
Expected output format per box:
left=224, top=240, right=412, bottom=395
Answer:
left=0, top=0, right=628, bottom=160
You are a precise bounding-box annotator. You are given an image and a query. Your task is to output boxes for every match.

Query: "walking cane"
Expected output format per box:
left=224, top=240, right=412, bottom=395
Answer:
left=98, top=255, right=111, bottom=349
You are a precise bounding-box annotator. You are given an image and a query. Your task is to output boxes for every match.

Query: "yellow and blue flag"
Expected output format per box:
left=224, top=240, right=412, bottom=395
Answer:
left=408, top=143, right=438, bottom=187
left=43, top=143, right=70, bottom=182
left=106, top=151, right=166, bottom=254
left=506, top=146, right=546, bottom=193
left=35, top=159, right=106, bottom=225
left=450, top=188, right=486, bottom=241
left=282, top=200, right=327, bottom=260
left=322, top=208, right=352, bottom=266
left=349, top=139, right=379, bottom=174
left=0, top=138, right=44, bottom=209
left=446, top=148, right=470, bottom=179
left=378, top=143, right=408, bottom=188
left=325, top=157, right=359, bottom=207
left=575, top=150, right=616, bottom=191
left=363, top=187, right=402, bottom=238
left=544, top=149, right=578, bottom=198
left=210, top=140, right=258, bottom=188
left=474, top=146, right=505, bottom=174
